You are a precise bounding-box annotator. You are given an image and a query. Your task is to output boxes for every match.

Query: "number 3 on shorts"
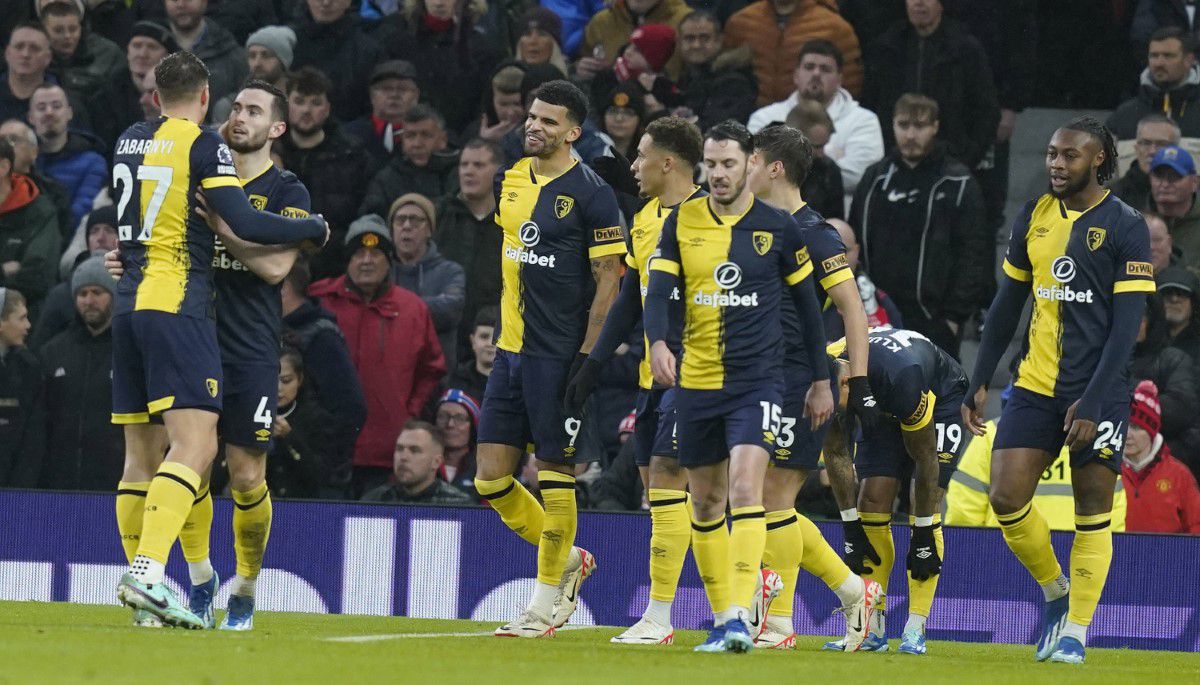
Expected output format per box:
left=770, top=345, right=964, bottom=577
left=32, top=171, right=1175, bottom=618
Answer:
left=254, top=396, right=272, bottom=429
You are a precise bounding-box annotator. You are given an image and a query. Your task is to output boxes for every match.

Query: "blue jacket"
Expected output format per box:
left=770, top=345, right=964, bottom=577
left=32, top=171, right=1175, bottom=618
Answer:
left=37, top=131, right=107, bottom=228
left=540, top=0, right=606, bottom=56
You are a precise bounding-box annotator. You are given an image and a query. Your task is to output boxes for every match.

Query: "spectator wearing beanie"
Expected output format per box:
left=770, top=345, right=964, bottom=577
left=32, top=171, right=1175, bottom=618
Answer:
left=434, top=388, right=481, bottom=498
left=309, top=214, right=445, bottom=496
left=88, top=21, right=177, bottom=149
left=0, top=287, right=43, bottom=487
left=514, top=7, right=570, bottom=76
left=210, top=25, right=295, bottom=123
left=388, top=192, right=465, bottom=368
left=578, top=0, right=692, bottom=82
left=1130, top=292, right=1200, bottom=461
left=37, top=254, right=123, bottom=491
left=1159, top=266, right=1200, bottom=368
left=589, top=24, right=681, bottom=120
left=1122, top=380, right=1200, bottom=533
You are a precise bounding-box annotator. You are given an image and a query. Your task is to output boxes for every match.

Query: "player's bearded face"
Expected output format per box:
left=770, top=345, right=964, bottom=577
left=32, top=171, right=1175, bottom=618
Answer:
left=704, top=139, right=749, bottom=206
left=227, top=119, right=270, bottom=153
left=1046, top=130, right=1098, bottom=199
left=523, top=99, right=578, bottom=158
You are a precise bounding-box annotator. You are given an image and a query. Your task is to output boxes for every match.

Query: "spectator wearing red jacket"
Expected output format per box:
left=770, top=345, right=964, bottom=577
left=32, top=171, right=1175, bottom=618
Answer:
left=310, top=214, right=446, bottom=496
left=1122, top=380, right=1200, bottom=535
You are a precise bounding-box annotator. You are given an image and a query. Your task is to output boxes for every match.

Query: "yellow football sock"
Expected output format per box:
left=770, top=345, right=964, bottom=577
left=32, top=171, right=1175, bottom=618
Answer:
left=536, top=471, right=577, bottom=586
left=1068, top=513, right=1113, bottom=626
left=475, top=475, right=543, bottom=546
left=232, top=482, right=273, bottom=579
left=797, top=513, right=853, bottom=590
left=137, top=462, right=202, bottom=564
left=729, top=505, right=766, bottom=609
left=648, top=489, right=691, bottom=602
left=762, top=509, right=803, bottom=618
left=692, top=514, right=730, bottom=616
left=861, top=512, right=895, bottom=610
left=907, top=514, right=944, bottom=618
left=996, top=501, right=1063, bottom=585
left=116, top=481, right=150, bottom=564
left=178, top=486, right=212, bottom=563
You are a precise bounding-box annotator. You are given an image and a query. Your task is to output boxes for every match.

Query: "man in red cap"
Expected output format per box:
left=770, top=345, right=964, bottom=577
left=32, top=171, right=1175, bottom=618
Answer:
left=1121, top=380, right=1200, bottom=534
left=589, top=24, right=681, bottom=123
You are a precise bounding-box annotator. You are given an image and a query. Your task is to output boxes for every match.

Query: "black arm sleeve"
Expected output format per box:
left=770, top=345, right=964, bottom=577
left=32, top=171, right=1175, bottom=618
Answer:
left=967, top=274, right=1030, bottom=406
left=589, top=268, right=643, bottom=365
left=1077, top=292, right=1147, bottom=419
left=790, top=277, right=830, bottom=381
left=205, top=184, right=326, bottom=245
left=643, top=268, right=677, bottom=346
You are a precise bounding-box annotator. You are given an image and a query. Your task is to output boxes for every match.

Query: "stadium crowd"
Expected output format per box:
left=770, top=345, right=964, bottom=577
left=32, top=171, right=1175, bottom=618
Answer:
left=0, top=0, right=1198, bottom=536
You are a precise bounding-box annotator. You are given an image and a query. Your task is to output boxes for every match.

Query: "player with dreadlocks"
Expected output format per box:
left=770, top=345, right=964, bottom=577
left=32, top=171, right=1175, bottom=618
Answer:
left=962, top=116, right=1154, bottom=665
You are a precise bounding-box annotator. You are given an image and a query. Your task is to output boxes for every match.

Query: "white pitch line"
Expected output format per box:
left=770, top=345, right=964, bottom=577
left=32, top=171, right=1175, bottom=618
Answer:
left=324, top=625, right=600, bottom=643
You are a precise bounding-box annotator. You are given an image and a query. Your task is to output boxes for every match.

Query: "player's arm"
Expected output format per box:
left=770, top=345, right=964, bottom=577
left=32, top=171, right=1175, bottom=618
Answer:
left=579, top=187, right=627, bottom=356
left=582, top=253, right=623, bottom=355
left=818, top=232, right=879, bottom=427
left=902, top=416, right=943, bottom=580
left=202, top=185, right=327, bottom=247
left=784, top=227, right=832, bottom=429
left=821, top=411, right=882, bottom=574
left=201, top=207, right=298, bottom=284
left=565, top=264, right=642, bottom=414
left=645, top=215, right=682, bottom=386
left=964, top=209, right=1035, bottom=435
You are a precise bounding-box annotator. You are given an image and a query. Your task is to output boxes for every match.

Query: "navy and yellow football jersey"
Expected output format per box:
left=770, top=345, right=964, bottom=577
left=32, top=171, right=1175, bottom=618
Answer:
left=493, top=157, right=625, bottom=358
left=650, top=196, right=814, bottom=390
left=781, top=204, right=854, bottom=378
left=829, top=327, right=967, bottom=431
left=213, top=163, right=311, bottom=363
left=112, top=116, right=241, bottom=319
left=626, top=187, right=703, bottom=389
left=1002, top=191, right=1155, bottom=399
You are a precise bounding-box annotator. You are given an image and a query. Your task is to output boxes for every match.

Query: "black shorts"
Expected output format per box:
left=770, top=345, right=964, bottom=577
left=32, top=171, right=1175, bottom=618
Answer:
left=856, top=391, right=966, bottom=488
left=771, top=372, right=839, bottom=471
left=478, top=350, right=594, bottom=464
left=674, top=380, right=783, bottom=468
left=993, top=386, right=1128, bottom=475
left=633, top=388, right=678, bottom=467
left=112, top=311, right=222, bottom=423
left=218, top=362, right=279, bottom=452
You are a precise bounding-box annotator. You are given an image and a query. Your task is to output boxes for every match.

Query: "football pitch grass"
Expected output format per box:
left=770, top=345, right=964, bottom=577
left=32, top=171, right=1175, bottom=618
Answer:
left=1, top=601, right=1196, bottom=684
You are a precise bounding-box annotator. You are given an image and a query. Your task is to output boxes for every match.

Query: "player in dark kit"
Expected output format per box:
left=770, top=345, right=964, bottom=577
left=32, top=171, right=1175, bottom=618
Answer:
left=823, top=327, right=968, bottom=655
left=111, top=52, right=328, bottom=629
left=644, top=120, right=833, bottom=654
left=472, top=81, right=625, bottom=638
left=962, top=116, right=1155, bottom=665
left=180, top=81, right=311, bottom=632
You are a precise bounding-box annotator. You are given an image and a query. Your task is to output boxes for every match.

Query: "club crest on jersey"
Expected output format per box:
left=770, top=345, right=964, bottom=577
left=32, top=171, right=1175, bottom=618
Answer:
left=555, top=195, right=574, bottom=219
left=1087, top=227, right=1106, bottom=251
left=248, top=194, right=267, bottom=211
left=752, top=231, right=772, bottom=255
left=206, top=378, right=219, bottom=398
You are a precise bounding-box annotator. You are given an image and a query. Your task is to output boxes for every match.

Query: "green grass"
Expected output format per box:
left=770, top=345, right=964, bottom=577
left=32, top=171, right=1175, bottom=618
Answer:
left=0, top=601, right=1196, bottom=684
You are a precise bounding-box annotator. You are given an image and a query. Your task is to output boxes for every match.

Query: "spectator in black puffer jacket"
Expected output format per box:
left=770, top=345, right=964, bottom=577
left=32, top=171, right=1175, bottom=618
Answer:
left=276, top=67, right=379, bottom=279
left=289, top=0, right=384, bottom=122
left=1131, top=293, right=1200, bottom=465
left=267, top=348, right=343, bottom=499
left=36, top=255, right=122, bottom=491
left=674, top=10, right=757, bottom=133
left=1109, top=28, right=1200, bottom=141
left=280, top=260, right=367, bottom=495
left=0, top=288, right=44, bottom=487
left=359, top=105, right=460, bottom=220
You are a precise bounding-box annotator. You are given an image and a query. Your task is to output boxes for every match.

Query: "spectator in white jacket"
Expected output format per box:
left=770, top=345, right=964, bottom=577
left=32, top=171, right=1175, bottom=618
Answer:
left=747, top=39, right=883, bottom=197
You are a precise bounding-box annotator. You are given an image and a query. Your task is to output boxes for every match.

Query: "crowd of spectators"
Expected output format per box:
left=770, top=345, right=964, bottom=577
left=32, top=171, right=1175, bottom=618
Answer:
left=0, top=0, right=1198, bottom=534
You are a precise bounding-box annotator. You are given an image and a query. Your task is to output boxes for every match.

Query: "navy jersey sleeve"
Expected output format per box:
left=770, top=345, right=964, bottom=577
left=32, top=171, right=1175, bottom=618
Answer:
left=191, top=129, right=241, bottom=190
left=1001, top=202, right=1035, bottom=282
left=780, top=217, right=815, bottom=287
left=888, top=365, right=936, bottom=432
left=278, top=178, right=312, bottom=217
left=1112, top=214, right=1156, bottom=294
left=583, top=183, right=626, bottom=260
left=806, top=222, right=854, bottom=292
left=649, top=212, right=681, bottom=276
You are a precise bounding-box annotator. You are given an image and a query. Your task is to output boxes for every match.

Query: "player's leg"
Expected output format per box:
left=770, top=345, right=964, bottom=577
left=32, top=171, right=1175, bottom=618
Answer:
left=116, top=423, right=168, bottom=628
left=688, top=458, right=732, bottom=652
left=221, top=444, right=272, bottom=631
left=726, top=443, right=770, bottom=638
left=858, top=476, right=900, bottom=650
left=1051, top=459, right=1119, bottom=664
left=758, top=467, right=804, bottom=649
left=899, top=483, right=947, bottom=656
left=177, top=464, right=217, bottom=628
left=475, top=351, right=544, bottom=546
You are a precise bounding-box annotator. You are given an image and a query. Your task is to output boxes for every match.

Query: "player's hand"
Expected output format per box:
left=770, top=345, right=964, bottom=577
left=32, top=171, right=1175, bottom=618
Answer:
left=649, top=341, right=677, bottom=387
left=962, top=386, right=989, bottom=436
left=841, top=518, right=882, bottom=574
left=273, top=415, right=291, bottom=438
left=479, top=113, right=518, bottom=142
left=2, top=260, right=19, bottom=278
left=804, top=379, right=834, bottom=430
left=300, top=215, right=332, bottom=254
left=1063, top=399, right=1098, bottom=452
left=563, top=355, right=601, bottom=416
left=907, top=524, right=942, bottom=580
left=847, top=375, right=880, bottom=431
left=104, top=249, right=123, bottom=278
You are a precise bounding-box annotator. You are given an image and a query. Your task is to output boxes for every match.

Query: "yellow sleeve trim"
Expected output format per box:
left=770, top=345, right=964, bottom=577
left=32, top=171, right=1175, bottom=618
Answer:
left=901, top=391, right=936, bottom=431
left=111, top=411, right=150, bottom=425
left=1002, top=259, right=1032, bottom=282
left=147, top=395, right=176, bottom=415
left=784, top=261, right=814, bottom=286
left=1114, top=279, right=1156, bottom=294
left=200, top=176, right=241, bottom=189
left=650, top=258, right=680, bottom=275
left=624, top=253, right=637, bottom=269
left=819, top=267, right=855, bottom=291
left=588, top=241, right=627, bottom=259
